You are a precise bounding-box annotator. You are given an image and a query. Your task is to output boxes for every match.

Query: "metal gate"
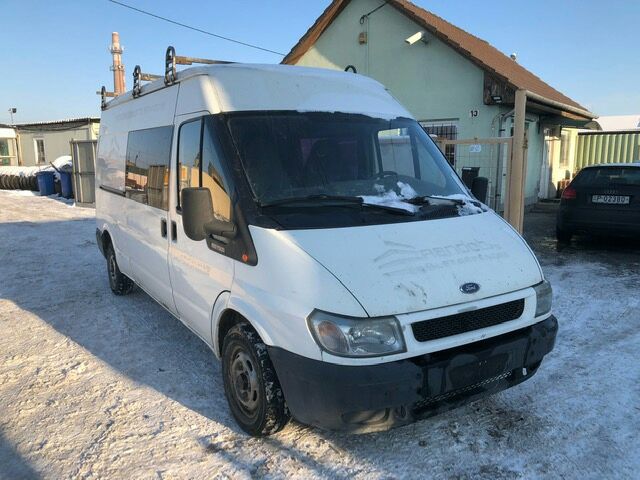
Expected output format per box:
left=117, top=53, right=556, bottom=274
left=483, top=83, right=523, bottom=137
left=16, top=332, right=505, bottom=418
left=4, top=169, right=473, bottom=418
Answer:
left=70, top=140, right=97, bottom=205
left=436, top=137, right=513, bottom=211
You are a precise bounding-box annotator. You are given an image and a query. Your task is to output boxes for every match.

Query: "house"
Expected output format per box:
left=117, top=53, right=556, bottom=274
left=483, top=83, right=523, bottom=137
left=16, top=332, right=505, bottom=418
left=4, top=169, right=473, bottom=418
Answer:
left=549, top=114, right=640, bottom=192
left=283, top=0, right=595, bottom=207
left=10, top=117, right=99, bottom=167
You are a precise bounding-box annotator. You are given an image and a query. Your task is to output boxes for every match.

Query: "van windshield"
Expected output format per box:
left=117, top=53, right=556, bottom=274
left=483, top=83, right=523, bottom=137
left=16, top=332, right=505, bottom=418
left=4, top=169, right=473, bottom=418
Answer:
left=224, top=112, right=468, bottom=213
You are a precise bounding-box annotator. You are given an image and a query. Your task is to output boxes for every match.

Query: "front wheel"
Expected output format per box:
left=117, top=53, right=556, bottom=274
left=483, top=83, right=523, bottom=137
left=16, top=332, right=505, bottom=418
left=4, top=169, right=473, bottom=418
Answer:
left=222, top=323, right=290, bottom=436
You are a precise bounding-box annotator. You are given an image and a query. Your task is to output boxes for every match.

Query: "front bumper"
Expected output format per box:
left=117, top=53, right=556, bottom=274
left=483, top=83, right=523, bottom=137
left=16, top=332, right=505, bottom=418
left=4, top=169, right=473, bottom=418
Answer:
left=269, top=315, right=557, bottom=433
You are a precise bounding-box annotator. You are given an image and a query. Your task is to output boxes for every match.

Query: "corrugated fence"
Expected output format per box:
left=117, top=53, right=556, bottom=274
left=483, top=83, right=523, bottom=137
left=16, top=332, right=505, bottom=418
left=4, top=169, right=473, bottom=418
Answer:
left=575, top=131, right=640, bottom=171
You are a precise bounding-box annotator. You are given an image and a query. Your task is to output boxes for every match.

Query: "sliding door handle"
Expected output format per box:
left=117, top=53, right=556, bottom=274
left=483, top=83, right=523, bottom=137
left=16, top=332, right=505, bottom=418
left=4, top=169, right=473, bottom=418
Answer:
left=160, top=218, right=167, bottom=238
left=171, top=221, right=177, bottom=242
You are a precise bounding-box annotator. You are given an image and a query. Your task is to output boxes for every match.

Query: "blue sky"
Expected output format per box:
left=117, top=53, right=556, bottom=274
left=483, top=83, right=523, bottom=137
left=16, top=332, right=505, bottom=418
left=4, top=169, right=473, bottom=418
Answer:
left=1, top=0, right=638, bottom=123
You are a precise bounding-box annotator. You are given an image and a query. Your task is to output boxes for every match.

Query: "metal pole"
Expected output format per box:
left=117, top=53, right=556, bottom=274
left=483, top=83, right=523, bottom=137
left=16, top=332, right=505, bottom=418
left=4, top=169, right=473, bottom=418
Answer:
left=505, top=89, right=527, bottom=233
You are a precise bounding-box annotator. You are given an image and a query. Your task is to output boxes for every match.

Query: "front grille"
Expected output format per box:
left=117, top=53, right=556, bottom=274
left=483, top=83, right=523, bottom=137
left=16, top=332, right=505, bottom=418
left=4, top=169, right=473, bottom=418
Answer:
left=411, top=299, right=525, bottom=342
left=413, top=370, right=514, bottom=412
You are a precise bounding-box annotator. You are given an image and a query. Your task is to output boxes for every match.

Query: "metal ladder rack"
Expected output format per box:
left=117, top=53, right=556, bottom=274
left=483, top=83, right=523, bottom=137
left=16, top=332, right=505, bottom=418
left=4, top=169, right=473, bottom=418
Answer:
left=98, top=86, right=117, bottom=111
left=164, top=46, right=234, bottom=85
left=132, top=65, right=161, bottom=98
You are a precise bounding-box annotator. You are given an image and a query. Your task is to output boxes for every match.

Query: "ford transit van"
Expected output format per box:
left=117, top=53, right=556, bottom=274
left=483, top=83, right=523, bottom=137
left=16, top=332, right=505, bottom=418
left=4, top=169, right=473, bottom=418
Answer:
left=95, top=56, right=557, bottom=436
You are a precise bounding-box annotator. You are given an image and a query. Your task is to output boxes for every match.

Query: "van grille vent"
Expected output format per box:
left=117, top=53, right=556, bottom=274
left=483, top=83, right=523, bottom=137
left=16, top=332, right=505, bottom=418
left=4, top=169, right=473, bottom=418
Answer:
left=411, top=299, right=525, bottom=342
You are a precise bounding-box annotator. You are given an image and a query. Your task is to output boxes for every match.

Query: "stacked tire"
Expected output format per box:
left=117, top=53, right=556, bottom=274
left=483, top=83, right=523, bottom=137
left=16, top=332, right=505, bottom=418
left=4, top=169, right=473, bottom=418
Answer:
left=0, top=166, right=40, bottom=191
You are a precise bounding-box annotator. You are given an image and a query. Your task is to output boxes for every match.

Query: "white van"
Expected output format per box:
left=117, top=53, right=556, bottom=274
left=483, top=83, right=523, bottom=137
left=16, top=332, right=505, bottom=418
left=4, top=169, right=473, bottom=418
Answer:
left=96, top=56, right=557, bottom=436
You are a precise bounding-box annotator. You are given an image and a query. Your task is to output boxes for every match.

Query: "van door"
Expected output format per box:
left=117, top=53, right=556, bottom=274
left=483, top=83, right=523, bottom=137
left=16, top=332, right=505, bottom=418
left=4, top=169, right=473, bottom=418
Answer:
left=168, top=114, right=235, bottom=344
left=123, top=126, right=178, bottom=314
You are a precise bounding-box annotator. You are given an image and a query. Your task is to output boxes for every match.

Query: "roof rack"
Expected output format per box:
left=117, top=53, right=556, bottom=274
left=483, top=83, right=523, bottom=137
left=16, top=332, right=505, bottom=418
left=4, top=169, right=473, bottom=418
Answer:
left=132, top=65, right=161, bottom=98
left=97, top=86, right=117, bottom=111
left=164, top=45, right=234, bottom=85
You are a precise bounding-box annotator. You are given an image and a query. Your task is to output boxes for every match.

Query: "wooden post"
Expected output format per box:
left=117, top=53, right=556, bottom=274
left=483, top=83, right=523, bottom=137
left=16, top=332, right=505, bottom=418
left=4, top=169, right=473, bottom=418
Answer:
left=505, top=89, right=527, bottom=232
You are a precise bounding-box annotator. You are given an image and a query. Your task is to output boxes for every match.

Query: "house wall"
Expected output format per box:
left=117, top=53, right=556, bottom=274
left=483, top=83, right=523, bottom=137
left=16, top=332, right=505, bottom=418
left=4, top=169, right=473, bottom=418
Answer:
left=17, top=123, right=98, bottom=166
left=292, top=0, right=545, bottom=205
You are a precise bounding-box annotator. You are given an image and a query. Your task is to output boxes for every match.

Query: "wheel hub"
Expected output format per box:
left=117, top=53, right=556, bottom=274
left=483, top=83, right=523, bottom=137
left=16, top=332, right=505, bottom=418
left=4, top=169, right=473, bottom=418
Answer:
left=230, top=351, right=259, bottom=414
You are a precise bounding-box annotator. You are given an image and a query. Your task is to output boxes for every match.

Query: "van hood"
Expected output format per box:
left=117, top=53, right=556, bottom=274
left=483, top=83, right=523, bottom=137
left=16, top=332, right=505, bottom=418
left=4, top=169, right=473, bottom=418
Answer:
left=282, top=212, right=542, bottom=317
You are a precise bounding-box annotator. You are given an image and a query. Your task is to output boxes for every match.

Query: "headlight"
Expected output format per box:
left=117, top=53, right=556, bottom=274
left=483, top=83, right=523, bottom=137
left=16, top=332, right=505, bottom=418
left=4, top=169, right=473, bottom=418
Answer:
left=534, top=280, right=553, bottom=317
left=307, top=310, right=406, bottom=357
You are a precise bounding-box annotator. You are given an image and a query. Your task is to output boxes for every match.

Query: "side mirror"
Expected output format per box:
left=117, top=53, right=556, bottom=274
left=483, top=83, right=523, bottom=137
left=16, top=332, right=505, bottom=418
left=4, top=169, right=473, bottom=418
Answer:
left=471, top=176, right=489, bottom=204
left=181, top=187, right=236, bottom=241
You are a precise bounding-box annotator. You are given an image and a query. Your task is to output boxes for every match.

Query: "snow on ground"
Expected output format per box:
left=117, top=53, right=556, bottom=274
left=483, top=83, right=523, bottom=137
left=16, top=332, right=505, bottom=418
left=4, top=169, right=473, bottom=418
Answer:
left=0, top=191, right=638, bottom=479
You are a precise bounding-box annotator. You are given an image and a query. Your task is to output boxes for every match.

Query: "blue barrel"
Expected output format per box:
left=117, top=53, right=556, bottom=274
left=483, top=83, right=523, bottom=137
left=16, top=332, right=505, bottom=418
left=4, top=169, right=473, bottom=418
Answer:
left=36, top=171, right=55, bottom=196
left=59, top=171, right=73, bottom=199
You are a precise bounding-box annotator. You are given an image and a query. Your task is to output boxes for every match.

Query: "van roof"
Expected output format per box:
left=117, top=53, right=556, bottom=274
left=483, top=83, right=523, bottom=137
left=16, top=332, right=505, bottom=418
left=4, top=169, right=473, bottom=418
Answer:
left=104, top=63, right=412, bottom=119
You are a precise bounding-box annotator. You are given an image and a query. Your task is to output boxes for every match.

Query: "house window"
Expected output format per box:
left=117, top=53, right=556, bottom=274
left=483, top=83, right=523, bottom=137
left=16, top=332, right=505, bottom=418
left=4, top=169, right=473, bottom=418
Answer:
left=419, top=121, right=458, bottom=165
left=0, top=138, right=17, bottom=166
left=559, top=130, right=570, bottom=167
left=35, top=139, right=46, bottom=164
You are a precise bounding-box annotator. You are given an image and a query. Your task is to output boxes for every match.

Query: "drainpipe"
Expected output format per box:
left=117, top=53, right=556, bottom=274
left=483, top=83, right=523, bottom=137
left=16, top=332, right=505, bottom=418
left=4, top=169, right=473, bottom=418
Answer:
left=524, top=90, right=596, bottom=120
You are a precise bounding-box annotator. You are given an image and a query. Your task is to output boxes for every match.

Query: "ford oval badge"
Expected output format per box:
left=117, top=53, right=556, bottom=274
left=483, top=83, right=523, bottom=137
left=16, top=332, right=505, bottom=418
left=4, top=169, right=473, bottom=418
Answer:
left=460, top=282, right=480, bottom=294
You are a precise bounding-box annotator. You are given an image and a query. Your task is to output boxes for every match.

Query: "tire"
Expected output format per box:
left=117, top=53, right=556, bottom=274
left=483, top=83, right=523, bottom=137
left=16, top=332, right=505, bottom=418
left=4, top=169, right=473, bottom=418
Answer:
left=556, top=226, right=573, bottom=243
left=106, top=244, right=134, bottom=295
left=222, top=322, right=290, bottom=436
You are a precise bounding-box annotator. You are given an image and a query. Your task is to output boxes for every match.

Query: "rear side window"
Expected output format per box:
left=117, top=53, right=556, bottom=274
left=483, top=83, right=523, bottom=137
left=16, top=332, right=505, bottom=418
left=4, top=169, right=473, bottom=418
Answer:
left=177, top=117, right=232, bottom=220
left=125, top=126, right=174, bottom=210
left=574, top=167, right=640, bottom=187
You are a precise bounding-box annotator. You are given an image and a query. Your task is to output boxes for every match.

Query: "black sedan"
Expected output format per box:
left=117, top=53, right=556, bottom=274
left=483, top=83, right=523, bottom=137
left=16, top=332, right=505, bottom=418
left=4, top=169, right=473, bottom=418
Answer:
left=557, top=163, right=640, bottom=242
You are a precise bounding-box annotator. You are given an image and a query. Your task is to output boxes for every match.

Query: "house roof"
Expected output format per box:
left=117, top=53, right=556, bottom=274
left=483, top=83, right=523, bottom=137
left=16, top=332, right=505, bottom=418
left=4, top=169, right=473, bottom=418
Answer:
left=283, top=0, right=591, bottom=116
left=13, top=117, right=100, bottom=128
left=594, top=115, right=640, bottom=131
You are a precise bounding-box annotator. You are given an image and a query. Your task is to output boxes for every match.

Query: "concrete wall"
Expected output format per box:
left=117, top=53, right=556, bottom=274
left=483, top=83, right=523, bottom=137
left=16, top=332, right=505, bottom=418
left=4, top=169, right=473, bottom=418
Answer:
left=17, top=123, right=98, bottom=166
left=292, top=0, right=546, bottom=204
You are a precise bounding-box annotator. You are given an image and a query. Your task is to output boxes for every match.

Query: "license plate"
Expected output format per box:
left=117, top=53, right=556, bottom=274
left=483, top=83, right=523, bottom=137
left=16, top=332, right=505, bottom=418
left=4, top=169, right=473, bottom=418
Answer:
left=592, top=195, right=630, bottom=205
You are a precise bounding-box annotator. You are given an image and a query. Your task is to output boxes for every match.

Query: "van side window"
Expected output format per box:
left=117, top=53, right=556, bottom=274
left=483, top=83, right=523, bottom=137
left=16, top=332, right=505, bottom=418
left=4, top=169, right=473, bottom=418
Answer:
left=177, top=117, right=232, bottom=220
left=202, top=117, right=232, bottom=221
left=125, top=126, right=173, bottom=210
left=177, top=119, right=202, bottom=209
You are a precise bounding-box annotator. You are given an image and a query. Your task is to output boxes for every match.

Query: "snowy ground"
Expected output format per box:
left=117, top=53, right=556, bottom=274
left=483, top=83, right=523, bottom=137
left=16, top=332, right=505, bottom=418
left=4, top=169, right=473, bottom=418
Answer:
left=0, top=191, right=638, bottom=479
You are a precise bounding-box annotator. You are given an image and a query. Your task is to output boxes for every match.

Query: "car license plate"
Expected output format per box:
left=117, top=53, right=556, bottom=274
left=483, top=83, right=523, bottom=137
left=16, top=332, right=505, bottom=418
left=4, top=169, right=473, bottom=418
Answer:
left=592, top=195, right=630, bottom=205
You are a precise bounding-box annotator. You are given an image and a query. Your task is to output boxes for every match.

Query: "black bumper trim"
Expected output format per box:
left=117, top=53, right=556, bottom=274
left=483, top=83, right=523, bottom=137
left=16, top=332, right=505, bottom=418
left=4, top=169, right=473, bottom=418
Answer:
left=269, top=315, right=558, bottom=433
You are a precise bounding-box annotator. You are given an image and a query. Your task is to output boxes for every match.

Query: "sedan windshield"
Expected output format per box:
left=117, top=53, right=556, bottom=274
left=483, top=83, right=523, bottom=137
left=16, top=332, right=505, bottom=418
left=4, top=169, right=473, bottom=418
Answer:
left=224, top=112, right=468, bottom=212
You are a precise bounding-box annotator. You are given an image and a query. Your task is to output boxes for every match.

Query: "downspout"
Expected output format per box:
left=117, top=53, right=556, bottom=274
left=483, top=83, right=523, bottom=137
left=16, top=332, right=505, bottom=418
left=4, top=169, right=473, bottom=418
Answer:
left=524, top=90, right=596, bottom=120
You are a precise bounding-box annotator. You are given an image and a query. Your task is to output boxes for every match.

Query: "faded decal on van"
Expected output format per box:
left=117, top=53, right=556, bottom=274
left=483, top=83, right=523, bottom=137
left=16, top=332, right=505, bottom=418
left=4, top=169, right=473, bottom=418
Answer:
left=375, top=240, right=505, bottom=277
left=172, top=248, right=211, bottom=275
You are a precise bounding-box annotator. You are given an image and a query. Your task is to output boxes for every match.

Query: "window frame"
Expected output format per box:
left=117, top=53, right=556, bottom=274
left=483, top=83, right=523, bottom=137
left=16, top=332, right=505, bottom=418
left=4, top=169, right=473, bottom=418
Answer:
left=34, top=138, right=46, bottom=164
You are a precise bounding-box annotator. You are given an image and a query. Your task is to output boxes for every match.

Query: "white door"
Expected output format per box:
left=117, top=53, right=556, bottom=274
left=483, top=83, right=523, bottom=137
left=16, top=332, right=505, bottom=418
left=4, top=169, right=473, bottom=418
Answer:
left=168, top=114, right=235, bottom=344
left=539, top=133, right=552, bottom=199
left=122, top=125, right=178, bottom=314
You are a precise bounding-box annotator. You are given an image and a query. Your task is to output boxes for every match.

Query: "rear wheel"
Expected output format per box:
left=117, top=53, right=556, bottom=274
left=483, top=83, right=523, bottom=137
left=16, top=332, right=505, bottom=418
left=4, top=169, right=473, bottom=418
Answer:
left=222, top=322, right=290, bottom=436
left=556, top=226, right=573, bottom=243
left=106, top=244, right=134, bottom=295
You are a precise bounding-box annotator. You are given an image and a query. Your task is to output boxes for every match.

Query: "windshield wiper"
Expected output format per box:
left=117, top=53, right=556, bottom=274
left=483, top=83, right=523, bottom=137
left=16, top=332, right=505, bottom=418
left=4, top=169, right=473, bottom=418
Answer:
left=403, top=195, right=466, bottom=206
left=260, top=194, right=415, bottom=215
